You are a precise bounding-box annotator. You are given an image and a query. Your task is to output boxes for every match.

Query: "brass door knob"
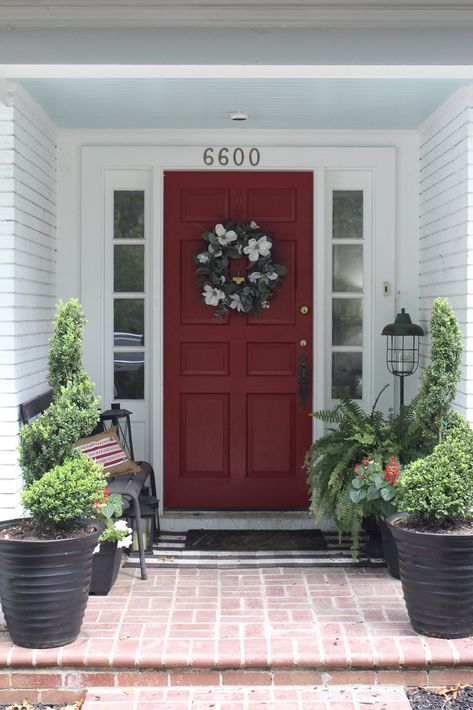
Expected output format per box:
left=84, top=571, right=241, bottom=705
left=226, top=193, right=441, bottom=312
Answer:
left=300, top=305, right=309, bottom=315
left=300, top=339, right=307, bottom=347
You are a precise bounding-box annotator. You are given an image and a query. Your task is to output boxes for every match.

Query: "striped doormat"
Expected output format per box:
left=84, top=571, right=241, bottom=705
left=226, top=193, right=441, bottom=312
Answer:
left=124, top=530, right=386, bottom=569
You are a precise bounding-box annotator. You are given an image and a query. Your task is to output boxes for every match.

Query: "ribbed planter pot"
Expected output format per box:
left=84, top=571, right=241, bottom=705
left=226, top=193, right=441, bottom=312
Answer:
left=0, top=518, right=103, bottom=648
left=379, top=519, right=400, bottom=579
left=387, top=512, right=473, bottom=638
left=89, top=541, right=122, bottom=596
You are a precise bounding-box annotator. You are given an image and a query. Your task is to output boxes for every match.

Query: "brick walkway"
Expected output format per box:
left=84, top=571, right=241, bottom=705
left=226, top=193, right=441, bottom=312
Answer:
left=82, top=684, right=412, bottom=709
left=0, top=566, right=473, bottom=703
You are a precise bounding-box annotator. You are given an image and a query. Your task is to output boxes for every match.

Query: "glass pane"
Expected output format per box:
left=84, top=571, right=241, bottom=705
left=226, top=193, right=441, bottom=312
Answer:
left=114, top=352, right=144, bottom=400
left=332, top=352, right=362, bottom=399
left=114, top=299, right=144, bottom=346
left=114, top=245, right=144, bottom=292
left=114, top=190, right=145, bottom=239
left=333, top=190, right=363, bottom=239
left=332, top=298, right=363, bottom=346
left=333, top=244, right=363, bottom=292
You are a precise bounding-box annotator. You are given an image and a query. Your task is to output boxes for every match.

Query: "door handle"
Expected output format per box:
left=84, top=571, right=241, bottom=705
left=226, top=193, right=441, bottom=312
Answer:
left=298, top=354, right=310, bottom=409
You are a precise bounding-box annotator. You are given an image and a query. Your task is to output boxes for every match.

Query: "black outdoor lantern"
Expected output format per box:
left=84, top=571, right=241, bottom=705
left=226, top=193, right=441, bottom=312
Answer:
left=382, top=308, right=424, bottom=408
left=125, top=502, right=157, bottom=553
left=100, top=402, right=135, bottom=461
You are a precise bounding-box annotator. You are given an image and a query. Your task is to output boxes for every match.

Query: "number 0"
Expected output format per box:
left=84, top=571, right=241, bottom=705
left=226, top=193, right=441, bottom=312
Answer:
left=249, top=148, right=260, bottom=166
left=233, top=148, right=244, bottom=166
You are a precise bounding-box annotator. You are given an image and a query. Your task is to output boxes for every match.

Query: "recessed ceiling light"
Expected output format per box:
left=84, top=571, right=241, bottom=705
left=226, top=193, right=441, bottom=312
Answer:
left=228, top=112, right=249, bottom=122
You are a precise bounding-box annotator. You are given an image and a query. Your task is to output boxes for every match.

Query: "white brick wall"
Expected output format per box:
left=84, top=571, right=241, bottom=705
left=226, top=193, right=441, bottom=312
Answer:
left=418, top=85, right=473, bottom=420
left=0, top=81, right=57, bottom=520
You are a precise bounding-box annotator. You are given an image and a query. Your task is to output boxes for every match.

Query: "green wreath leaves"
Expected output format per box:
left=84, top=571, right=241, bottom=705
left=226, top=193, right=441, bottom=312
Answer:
left=194, top=220, right=287, bottom=320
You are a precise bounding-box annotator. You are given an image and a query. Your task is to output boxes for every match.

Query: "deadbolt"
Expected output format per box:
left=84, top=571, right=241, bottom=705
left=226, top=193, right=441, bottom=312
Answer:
left=300, top=305, right=310, bottom=315
left=300, top=339, right=307, bottom=347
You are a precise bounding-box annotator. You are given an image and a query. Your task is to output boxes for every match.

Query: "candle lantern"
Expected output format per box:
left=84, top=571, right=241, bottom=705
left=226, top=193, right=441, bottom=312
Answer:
left=125, top=502, right=157, bottom=553
left=382, top=308, right=424, bottom=408
left=100, top=402, right=135, bottom=461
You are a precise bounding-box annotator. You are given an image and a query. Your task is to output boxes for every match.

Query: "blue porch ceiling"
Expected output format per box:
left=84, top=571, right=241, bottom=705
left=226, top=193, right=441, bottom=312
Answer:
left=13, top=77, right=473, bottom=130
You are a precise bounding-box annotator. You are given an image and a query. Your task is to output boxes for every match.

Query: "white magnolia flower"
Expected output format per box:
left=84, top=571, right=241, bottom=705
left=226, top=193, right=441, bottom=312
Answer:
left=250, top=220, right=259, bottom=229
left=197, top=253, right=209, bottom=264
left=117, top=534, right=133, bottom=549
left=203, top=284, right=225, bottom=306
left=208, top=244, right=223, bottom=257
left=243, top=236, right=272, bottom=262
left=217, top=228, right=237, bottom=247
left=248, top=271, right=262, bottom=283
left=229, top=294, right=245, bottom=312
left=215, top=223, right=226, bottom=237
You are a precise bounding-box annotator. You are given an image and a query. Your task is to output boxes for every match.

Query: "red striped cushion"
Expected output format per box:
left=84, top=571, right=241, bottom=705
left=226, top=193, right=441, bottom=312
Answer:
left=75, top=427, right=140, bottom=475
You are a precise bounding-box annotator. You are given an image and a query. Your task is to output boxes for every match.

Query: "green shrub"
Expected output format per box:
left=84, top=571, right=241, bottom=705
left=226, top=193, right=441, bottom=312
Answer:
left=22, top=455, right=107, bottom=530
left=414, top=297, right=463, bottom=443
left=399, top=414, right=473, bottom=524
left=18, top=300, right=100, bottom=485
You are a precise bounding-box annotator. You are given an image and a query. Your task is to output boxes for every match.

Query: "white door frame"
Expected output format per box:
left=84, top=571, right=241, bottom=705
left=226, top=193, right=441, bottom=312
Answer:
left=81, top=144, right=396, bottom=512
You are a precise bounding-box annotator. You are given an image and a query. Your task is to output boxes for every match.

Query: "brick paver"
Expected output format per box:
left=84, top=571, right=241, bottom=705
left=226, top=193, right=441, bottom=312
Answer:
left=82, top=684, right=411, bottom=709
left=1, top=566, right=473, bottom=698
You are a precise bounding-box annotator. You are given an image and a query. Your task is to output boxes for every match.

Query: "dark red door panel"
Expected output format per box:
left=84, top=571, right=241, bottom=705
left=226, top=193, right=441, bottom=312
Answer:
left=164, top=171, right=313, bottom=508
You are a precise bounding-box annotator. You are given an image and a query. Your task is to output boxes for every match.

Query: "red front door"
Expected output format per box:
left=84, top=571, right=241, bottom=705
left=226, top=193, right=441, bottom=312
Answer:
left=163, top=171, right=313, bottom=509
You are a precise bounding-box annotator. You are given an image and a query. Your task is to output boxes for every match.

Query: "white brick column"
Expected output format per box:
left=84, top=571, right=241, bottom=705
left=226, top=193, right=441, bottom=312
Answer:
left=418, top=86, right=473, bottom=421
left=0, top=82, right=57, bottom=520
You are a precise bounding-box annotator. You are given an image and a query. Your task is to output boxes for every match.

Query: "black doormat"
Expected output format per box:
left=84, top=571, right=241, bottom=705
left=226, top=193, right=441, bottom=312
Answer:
left=185, top=529, right=327, bottom=551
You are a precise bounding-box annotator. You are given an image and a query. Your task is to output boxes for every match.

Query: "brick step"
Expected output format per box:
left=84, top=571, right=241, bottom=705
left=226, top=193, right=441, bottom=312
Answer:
left=1, top=666, right=473, bottom=704
left=82, top=684, right=412, bottom=710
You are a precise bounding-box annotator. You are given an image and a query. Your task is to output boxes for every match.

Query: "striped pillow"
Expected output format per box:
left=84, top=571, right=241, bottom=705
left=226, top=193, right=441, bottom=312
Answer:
left=75, top=427, right=140, bottom=475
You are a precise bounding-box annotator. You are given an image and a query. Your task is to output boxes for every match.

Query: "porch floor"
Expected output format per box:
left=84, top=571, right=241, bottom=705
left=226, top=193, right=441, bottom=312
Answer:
left=1, top=565, right=473, bottom=705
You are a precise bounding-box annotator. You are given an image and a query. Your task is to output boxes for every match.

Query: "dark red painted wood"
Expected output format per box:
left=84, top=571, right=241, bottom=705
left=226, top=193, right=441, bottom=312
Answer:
left=164, top=171, right=313, bottom=509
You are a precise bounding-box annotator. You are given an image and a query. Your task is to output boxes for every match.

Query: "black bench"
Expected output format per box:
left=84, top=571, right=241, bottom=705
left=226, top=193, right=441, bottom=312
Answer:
left=19, top=390, right=153, bottom=580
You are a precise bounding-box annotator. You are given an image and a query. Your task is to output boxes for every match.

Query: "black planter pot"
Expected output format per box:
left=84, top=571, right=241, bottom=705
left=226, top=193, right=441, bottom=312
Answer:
left=387, top=512, right=473, bottom=638
left=0, top=519, right=102, bottom=648
left=361, top=515, right=383, bottom=558
left=378, top=519, right=400, bottom=579
left=89, top=541, right=122, bottom=595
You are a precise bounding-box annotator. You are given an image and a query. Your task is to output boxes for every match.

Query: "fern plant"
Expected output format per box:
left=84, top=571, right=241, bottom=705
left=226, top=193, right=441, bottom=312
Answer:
left=305, top=387, right=422, bottom=558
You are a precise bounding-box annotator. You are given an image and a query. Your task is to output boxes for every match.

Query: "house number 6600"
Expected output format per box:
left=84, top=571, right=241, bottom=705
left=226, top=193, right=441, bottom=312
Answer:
left=202, top=147, right=261, bottom=167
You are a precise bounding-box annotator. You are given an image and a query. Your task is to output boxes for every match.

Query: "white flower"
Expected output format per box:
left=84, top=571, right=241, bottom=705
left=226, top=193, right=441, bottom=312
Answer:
left=117, top=534, right=133, bottom=549
left=215, top=223, right=226, bottom=237
left=262, top=301, right=270, bottom=309
left=248, top=271, right=262, bottom=283
left=243, top=236, right=272, bottom=262
left=197, top=253, right=209, bottom=264
left=250, top=221, right=259, bottom=229
left=229, top=294, right=245, bottom=312
left=267, top=272, right=278, bottom=280
left=93, top=543, right=101, bottom=555
left=216, top=228, right=237, bottom=247
left=114, top=519, right=132, bottom=533
left=203, top=284, right=225, bottom=306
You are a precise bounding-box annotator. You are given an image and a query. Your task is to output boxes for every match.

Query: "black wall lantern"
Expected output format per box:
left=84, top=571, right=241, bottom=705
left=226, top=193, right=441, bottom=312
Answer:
left=382, top=308, right=424, bottom=408
left=100, top=402, right=135, bottom=461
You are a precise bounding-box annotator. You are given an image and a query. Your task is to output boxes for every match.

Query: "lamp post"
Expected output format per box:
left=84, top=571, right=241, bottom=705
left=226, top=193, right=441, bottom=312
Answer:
left=382, top=308, right=424, bottom=409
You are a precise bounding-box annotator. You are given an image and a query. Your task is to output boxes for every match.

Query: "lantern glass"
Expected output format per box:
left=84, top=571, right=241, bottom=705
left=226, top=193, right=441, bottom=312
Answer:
left=125, top=504, right=156, bottom=553
left=100, top=403, right=135, bottom=461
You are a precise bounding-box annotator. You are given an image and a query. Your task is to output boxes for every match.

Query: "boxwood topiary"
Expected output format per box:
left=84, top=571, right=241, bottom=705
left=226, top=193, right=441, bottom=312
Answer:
left=398, top=413, right=473, bottom=525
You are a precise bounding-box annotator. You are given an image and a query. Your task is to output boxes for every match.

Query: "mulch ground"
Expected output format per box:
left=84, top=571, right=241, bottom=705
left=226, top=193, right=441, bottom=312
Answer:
left=408, top=684, right=473, bottom=709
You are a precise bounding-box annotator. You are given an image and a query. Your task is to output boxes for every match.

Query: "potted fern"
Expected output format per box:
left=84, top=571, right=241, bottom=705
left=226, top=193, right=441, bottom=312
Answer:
left=387, top=298, right=473, bottom=638
left=0, top=300, right=107, bottom=648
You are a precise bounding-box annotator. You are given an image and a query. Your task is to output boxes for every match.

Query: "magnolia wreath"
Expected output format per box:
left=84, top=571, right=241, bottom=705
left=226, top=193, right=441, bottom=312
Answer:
left=194, top=220, right=287, bottom=320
